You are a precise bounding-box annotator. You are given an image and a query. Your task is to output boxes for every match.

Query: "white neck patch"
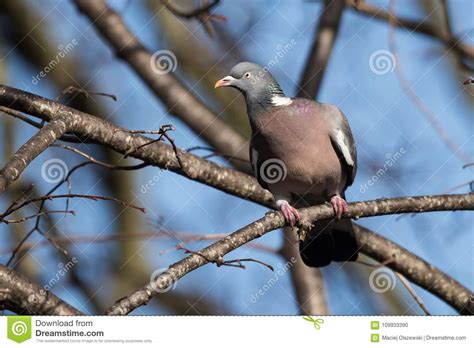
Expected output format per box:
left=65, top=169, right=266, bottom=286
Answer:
left=271, top=96, right=292, bottom=106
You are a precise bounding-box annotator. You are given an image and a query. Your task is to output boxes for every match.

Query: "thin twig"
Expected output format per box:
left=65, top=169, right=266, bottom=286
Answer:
left=387, top=0, right=473, bottom=168
left=177, top=244, right=274, bottom=272
left=161, top=0, right=220, bottom=19
left=0, top=106, right=89, bottom=143
left=444, top=180, right=474, bottom=194
left=186, top=145, right=250, bottom=163
left=3, top=151, right=148, bottom=268
left=348, top=0, right=474, bottom=62
left=2, top=194, right=146, bottom=218
left=56, top=86, right=117, bottom=103
left=161, top=0, right=226, bottom=37
left=396, top=272, right=431, bottom=315
left=462, top=162, right=474, bottom=169
left=1, top=210, right=75, bottom=224
left=117, top=125, right=184, bottom=168
left=0, top=231, right=277, bottom=257
left=53, top=144, right=149, bottom=170
left=221, top=258, right=274, bottom=272
left=356, top=259, right=431, bottom=315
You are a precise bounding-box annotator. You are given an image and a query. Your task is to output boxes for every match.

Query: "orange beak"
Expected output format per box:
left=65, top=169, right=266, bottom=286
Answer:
left=214, top=76, right=234, bottom=88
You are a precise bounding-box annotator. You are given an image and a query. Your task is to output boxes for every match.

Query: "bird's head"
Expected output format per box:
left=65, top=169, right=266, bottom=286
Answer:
left=215, top=62, right=284, bottom=101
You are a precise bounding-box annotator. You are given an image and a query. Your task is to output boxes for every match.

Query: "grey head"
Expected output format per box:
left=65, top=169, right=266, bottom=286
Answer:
left=215, top=62, right=288, bottom=116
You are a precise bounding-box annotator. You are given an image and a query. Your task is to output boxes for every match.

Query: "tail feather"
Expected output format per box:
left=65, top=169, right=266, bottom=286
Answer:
left=299, top=218, right=358, bottom=268
left=331, top=218, right=359, bottom=262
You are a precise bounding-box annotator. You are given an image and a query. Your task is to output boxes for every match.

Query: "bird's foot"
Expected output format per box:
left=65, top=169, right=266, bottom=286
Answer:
left=277, top=200, right=300, bottom=226
left=330, top=195, right=347, bottom=219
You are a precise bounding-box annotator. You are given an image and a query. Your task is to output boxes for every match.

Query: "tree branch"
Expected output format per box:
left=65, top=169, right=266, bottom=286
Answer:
left=161, top=0, right=220, bottom=19
left=348, top=0, right=474, bottom=62
left=387, top=0, right=473, bottom=167
left=73, top=0, right=250, bottom=169
left=0, top=264, right=83, bottom=315
left=105, top=194, right=473, bottom=315
left=395, top=272, right=431, bottom=315
left=297, top=0, right=345, bottom=99
left=0, top=85, right=472, bottom=315
left=0, top=85, right=268, bottom=202
left=281, top=227, right=328, bottom=315
left=353, top=224, right=472, bottom=315
left=0, top=117, right=69, bottom=194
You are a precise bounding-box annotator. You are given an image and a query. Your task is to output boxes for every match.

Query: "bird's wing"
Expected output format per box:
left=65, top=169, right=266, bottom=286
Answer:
left=249, top=145, right=269, bottom=190
left=324, top=105, right=357, bottom=187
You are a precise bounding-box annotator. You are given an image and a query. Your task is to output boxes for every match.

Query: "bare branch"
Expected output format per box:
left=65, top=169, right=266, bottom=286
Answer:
left=54, top=144, right=149, bottom=171
left=281, top=227, right=328, bottom=315
left=297, top=0, right=345, bottom=99
left=160, top=0, right=226, bottom=37
left=2, top=193, right=146, bottom=218
left=354, top=224, right=472, bottom=315
left=0, top=85, right=270, bottom=204
left=118, top=125, right=184, bottom=168
left=105, top=194, right=474, bottom=315
left=177, top=244, right=274, bottom=271
left=1, top=210, right=75, bottom=224
left=0, top=117, right=70, bottom=193
left=348, top=0, right=474, bottom=62
left=0, top=231, right=275, bottom=257
left=161, top=0, right=220, bottom=19
left=396, top=272, right=431, bottom=315
left=0, top=264, right=83, bottom=315
left=186, top=146, right=250, bottom=164
left=73, top=0, right=250, bottom=169
left=0, top=85, right=471, bottom=315
left=387, top=1, right=473, bottom=167
left=0, top=106, right=94, bottom=143
left=56, top=86, right=117, bottom=103
left=356, top=260, right=431, bottom=315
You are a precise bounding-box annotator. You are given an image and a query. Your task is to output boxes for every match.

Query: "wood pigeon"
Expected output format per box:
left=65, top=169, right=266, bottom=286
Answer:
left=215, top=62, right=358, bottom=267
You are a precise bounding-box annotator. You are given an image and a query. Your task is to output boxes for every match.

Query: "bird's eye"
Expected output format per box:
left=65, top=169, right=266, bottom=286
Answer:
left=244, top=72, right=251, bottom=79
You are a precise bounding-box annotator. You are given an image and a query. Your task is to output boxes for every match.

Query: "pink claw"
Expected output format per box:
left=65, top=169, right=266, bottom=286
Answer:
left=280, top=202, right=301, bottom=226
left=330, top=195, right=348, bottom=219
